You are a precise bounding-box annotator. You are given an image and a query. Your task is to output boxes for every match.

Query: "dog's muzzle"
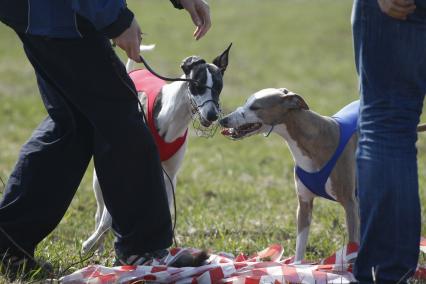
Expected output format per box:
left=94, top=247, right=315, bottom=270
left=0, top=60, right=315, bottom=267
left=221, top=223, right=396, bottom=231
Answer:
left=188, top=96, right=222, bottom=137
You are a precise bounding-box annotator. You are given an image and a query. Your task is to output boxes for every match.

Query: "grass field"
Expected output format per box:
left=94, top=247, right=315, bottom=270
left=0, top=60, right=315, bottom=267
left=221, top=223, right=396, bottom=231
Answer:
left=0, top=0, right=425, bottom=282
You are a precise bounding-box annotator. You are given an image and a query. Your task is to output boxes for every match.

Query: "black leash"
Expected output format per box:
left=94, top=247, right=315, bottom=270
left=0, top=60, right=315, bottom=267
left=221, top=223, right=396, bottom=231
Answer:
left=0, top=176, right=5, bottom=192
left=138, top=55, right=212, bottom=89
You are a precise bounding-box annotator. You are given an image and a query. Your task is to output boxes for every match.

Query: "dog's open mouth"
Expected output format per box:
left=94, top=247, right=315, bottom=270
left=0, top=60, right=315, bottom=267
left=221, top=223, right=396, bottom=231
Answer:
left=221, top=123, right=262, bottom=139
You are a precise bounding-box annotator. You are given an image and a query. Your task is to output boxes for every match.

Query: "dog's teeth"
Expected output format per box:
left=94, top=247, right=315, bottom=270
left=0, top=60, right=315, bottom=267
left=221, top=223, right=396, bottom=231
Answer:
left=221, top=128, right=234, bottom=136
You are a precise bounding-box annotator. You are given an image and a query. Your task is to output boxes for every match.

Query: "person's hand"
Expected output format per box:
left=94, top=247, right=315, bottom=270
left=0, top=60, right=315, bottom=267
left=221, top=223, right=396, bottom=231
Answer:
left=112, top=18, right=142, bottom=62
left=179, top=0, right=211, bottom=40
left=377, top=0, right=416, bottom=20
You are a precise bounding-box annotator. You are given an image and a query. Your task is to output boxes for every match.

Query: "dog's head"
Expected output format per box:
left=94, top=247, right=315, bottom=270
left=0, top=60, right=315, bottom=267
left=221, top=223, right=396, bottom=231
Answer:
left=181, top=44, right=232, bottom=127
left=219, top=88, right=309, bottom=140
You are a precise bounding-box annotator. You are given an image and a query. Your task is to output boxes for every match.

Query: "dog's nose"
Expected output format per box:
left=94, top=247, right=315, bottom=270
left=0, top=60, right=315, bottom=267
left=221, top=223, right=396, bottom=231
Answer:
left=219, top=117, right=228, bottom=126
left=206, top=110, right=218, bottom=122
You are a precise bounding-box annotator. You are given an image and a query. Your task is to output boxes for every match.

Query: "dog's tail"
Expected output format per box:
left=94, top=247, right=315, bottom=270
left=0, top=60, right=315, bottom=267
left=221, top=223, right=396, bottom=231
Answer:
left=418, top=123, right=426, bottom=132
left=125, top=44, right=156, bottom=73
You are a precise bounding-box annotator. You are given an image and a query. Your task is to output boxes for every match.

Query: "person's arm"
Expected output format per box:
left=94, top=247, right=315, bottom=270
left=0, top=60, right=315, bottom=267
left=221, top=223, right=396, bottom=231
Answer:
left=112, top=0, right=211, bottom=62
left=377, top=0, right=416, bottom=20
left=71, top=0, right=141, bottom=62
left=71, top=0, right=134, bottom=38
left=72, top=0, right=211, bottom=63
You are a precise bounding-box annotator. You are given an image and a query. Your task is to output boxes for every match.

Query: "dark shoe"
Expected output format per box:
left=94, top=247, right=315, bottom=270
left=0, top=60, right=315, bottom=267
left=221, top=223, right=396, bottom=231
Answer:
left=114, top=248, right=169, bottom=266
left=168, top=250, right=209, bottom=268
left=0, top=252, right=53, bottom=281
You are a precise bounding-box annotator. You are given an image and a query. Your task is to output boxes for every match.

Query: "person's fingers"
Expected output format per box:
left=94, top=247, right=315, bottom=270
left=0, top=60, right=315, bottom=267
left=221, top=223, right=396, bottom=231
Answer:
left=193, top=26, right=201, bottom=38
left=394, top=0, right=415, bottom=7
left=130, top=41, right=142, bottom=62
left=195, top=4, right=211, bottom=40
left=196, top=22, right=210, bottom=40
left=387, top=6, right=416, bottom=19
left=195, top=26, right=207, bottom=40
left=117, top=37, right=141, bottom=62
left=186, top=3, right=202, bottom=27
left=379, top=0, right=391, bottom=12
left=112, top=18, right=143, bottom=61
left=389, top=2, right=416, bottom=13
left=134, top=28, right=143, bottom=62
left=388, top=10, right=415, bottom=20
left=194, top=24, right=203, bottom=40
left=387, top=10, right=409, bottom=19
left=378, top=0, right=416, bottom=19
left=192, top=3, right=210, bottom=40
left=180, top=0, right=211, bottom=39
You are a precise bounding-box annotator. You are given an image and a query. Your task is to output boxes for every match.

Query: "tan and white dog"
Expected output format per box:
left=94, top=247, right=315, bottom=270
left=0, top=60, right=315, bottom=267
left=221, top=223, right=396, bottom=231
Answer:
left=219, top=88, right=359, bottom=263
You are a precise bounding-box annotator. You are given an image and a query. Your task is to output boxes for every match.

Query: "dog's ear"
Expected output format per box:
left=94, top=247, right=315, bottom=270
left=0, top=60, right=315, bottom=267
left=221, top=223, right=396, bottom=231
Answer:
left=181, top=56, right=206, bottom=75
left=212, top=43, right=232, bottom=75
left=280, top=93, right=309, bottom=110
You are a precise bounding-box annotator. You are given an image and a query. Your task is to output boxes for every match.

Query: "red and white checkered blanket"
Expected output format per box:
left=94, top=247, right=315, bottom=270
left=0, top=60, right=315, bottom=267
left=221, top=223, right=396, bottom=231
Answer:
left=61, top=238, right=426, bottom=284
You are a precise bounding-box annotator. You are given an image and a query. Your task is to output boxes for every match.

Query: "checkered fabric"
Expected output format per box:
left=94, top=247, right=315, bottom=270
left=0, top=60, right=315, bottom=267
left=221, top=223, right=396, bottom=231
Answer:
left=61, top=239, right=426, bottom=284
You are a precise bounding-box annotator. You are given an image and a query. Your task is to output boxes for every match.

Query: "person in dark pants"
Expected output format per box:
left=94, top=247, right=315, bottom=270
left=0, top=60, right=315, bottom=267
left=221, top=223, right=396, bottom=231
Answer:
left=0, top=0, right=211, bottom=275
left=352, top=0, right=425, bottom=282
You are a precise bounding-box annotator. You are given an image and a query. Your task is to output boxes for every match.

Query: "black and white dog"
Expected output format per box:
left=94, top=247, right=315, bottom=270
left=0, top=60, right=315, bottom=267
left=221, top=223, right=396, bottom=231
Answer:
left=82, top=44, right=232, bottom=254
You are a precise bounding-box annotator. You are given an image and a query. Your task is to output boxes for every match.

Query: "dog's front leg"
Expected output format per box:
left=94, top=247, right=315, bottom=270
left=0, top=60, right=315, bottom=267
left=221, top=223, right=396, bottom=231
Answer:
left=294, top=196, right=313, bottom=263
left=342, top=196, right=360, bottom=244
left=161, top=141, right=187, bottom=211
left=82, top=170, right=112, bottom=255
left=163, top=173, right=177, bottom=211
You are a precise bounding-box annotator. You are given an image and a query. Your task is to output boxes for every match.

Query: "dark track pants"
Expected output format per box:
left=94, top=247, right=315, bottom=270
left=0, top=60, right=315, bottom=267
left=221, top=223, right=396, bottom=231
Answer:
left=0, top=30, right=172, bottom=257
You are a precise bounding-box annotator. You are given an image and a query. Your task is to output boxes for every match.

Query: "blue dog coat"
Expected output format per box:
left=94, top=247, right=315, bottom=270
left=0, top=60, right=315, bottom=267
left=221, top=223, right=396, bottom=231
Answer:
left=295, top=100, right=359, bottom=201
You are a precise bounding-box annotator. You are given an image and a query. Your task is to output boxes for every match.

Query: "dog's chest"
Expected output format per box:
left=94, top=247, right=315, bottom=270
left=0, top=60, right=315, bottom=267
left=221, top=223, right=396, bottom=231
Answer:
left=294, top=101, right=359, bottom=201
left=129, top=69, right=188, bottom=161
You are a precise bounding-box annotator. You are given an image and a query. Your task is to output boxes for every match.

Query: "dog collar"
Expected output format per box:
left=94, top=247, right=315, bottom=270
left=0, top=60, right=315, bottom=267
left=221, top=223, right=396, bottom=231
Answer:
left=264, top=125, right=275, bottom=138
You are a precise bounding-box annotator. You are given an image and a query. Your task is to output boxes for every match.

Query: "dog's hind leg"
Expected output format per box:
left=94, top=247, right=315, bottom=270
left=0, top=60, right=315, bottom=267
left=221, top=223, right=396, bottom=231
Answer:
left=294, top=195, right=313, bottom=263
left=93, top=171, right=104, bottom=228
left=82, top=207, right=112, bottom=255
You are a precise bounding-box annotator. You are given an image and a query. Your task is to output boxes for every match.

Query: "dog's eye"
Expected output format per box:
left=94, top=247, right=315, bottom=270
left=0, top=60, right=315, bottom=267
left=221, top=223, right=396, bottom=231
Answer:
left=249, top=105, right=260, bottom=111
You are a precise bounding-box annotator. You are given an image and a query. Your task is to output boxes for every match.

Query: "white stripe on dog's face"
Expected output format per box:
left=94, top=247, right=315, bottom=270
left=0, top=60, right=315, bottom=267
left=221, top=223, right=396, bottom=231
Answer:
left=228, top=103, right=261, bottom=128
left=191, top=68, right=214, bottom=109
left=222, top=89, right=281, bottom=127
left=219, top=91, right=278, bottom=139
left=188, top=64, right=223, bottom=126
left=252, top=88, right=282, bottom=100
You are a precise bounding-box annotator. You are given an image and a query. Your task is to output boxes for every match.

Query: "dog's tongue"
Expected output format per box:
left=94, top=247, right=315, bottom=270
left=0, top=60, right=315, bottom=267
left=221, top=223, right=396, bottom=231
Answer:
left=221, top=128, right=234, bottom=136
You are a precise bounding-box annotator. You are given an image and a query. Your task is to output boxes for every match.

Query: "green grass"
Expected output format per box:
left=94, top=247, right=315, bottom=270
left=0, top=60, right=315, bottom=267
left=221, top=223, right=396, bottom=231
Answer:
left=0, top=0, right=425, bottom=282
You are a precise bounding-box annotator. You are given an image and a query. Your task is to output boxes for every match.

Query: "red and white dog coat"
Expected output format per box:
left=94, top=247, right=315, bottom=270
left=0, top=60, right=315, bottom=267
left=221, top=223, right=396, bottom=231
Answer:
left=129, top=69, right=188, bottom=161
